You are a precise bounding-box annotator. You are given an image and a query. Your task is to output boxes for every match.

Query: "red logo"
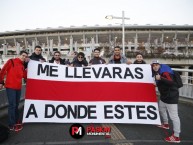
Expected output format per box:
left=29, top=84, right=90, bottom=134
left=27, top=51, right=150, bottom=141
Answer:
left=86, top=124, right=111, bottom=137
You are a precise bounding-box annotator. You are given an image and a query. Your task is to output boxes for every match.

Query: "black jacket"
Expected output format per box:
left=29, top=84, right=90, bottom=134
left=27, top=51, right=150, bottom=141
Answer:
left=49, top=58, right=66, bottom=65
left=72, top=59, right=88, bottom=67
left=133, top=60, right=146, bottom=64
left=89, top=57, right=106, bottom=65
left=153, top=64, right=179, bottom=104
left=24, top=53, right=46, bottom=69
left=29, top=53, right=46, bottom=61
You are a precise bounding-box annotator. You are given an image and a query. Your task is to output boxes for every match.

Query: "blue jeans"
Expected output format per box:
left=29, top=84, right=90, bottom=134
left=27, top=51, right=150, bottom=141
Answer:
left=6, top=88, right=21, bottom=127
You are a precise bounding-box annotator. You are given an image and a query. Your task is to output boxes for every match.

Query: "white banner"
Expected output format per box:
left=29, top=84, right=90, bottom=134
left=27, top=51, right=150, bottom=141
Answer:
left=23, top=61, right=160, bottom=124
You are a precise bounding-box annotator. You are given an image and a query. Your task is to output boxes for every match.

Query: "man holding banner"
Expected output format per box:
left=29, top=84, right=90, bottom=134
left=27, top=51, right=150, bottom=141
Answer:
left=71, top=52, right=88, bottom=67
left=109, top=46, right=132, bottom=64
left=152, top=60, right=181, bottom=143
left=89, top=48, right=106, bottom=65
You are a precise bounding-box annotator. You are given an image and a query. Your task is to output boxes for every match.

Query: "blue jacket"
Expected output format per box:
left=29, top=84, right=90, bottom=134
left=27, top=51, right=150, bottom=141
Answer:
left=159, top=64, right=174, bottom=75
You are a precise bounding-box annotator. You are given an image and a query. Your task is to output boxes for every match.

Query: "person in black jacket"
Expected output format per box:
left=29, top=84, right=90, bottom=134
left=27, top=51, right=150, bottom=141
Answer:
left=133, top=53, right=146, bottom=64
left=71, top=52, right=88, bottom=67
left=152, top=60, right=181, bottom=143
left=29, top=45, right=46, bottom=62
left=49, top=51, right=65, bottom=65
left=24, top=46, right=46, bottom=68
left=89, top=48, right=106, bottom=65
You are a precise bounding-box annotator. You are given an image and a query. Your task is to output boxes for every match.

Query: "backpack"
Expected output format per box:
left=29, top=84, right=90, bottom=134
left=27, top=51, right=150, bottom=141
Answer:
left=173, top=71, right=183, bottom=88
left=0, top=123, right=9, bottom=143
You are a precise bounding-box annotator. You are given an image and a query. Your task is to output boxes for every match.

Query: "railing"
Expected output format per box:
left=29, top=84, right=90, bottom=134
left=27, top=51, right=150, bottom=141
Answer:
left=173, top=68, right=193, bottom=99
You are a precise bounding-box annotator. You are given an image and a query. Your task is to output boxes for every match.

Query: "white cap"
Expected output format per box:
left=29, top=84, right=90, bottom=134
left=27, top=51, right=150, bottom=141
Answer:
left=151, top=60, right=160, bottom=64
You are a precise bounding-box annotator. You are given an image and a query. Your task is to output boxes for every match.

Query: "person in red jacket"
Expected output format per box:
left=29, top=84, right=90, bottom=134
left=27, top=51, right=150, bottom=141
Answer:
left=0, top=51, right=28, bottom=132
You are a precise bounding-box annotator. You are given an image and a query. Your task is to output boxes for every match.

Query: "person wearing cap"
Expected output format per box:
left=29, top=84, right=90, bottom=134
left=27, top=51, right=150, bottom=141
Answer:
left=109, top=46, right=132, bottom=64
left=71, top=52, right=88, bottom=67
left=89, top=48, right=106, bottom=65
left=133, top=53, right=146, bottom=64
left=151, top=60, right=181, bottom=143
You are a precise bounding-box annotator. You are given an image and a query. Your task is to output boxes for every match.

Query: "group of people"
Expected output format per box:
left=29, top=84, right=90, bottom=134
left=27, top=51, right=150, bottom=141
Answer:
left=0, top=45, right=181, bottom=143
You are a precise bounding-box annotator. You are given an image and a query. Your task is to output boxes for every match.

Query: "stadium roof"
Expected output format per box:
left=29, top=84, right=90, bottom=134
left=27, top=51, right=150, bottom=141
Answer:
left=0, top=25, right=193, bottom=36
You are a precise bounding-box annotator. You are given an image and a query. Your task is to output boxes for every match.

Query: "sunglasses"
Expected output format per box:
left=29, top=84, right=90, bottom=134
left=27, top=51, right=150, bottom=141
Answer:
left=54, top=55, right=60, bottom=56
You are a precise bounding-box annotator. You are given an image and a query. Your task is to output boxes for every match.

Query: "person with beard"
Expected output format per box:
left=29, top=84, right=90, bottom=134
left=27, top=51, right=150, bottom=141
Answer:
left=71, top=52, right=88, bottom=67
left=133, top=53, right=146, bottom=64
left=109, top=46, right=132, bottom=64
left=49, top=51, right=66, bottom=65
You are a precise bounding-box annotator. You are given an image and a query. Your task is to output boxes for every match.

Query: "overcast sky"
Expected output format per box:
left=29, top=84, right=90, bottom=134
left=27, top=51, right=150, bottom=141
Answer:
left=0, top=0, right=193, bottom=32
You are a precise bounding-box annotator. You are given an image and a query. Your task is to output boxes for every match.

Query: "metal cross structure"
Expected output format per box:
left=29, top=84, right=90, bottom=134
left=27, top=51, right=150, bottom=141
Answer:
left=105, top=11, right=130, bottom=55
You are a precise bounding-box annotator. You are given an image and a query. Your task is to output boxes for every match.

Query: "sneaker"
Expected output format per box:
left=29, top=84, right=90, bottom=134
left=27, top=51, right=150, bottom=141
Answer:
left=165, top=134, right=181, bottom=143
left=9, top=126, right=14, bottom=131
left=157, top=124, right=169, bottom=129
left=16, top=121, right=23, bottom=127
left=16, top=120, right=23, bottom=126
left=14, top=124, right=23, bottom=132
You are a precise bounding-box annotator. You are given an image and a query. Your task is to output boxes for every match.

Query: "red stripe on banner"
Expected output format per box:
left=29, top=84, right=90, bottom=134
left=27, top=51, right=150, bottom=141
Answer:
left=25, top=79, right=157, bottom=102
